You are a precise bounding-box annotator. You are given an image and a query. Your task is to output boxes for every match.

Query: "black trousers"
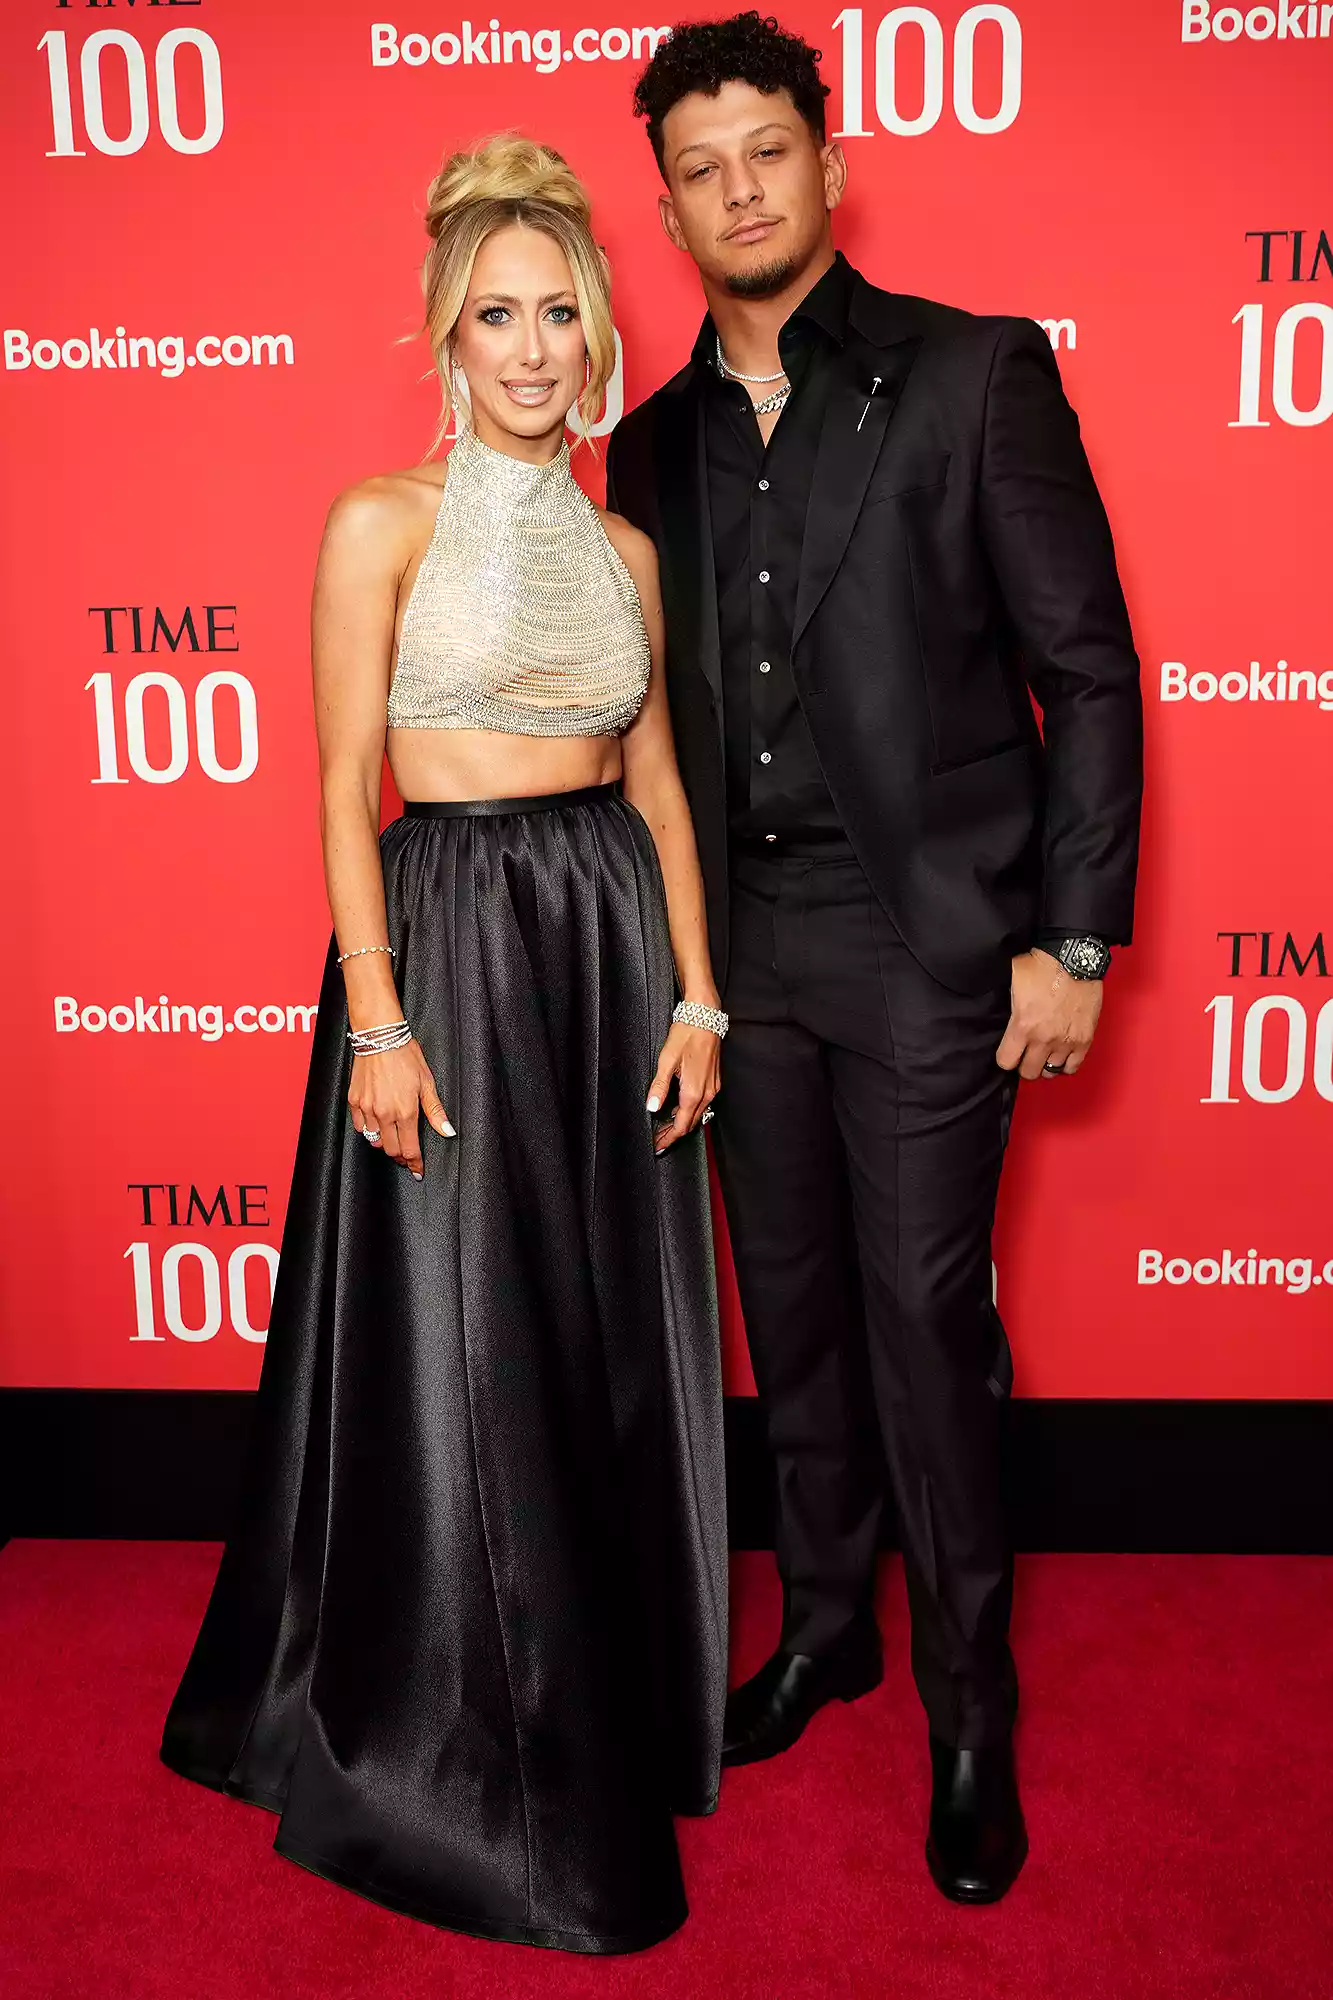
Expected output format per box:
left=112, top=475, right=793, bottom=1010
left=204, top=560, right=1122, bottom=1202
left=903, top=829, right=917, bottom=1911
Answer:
left=713, top=849, right=1019, bottom=1749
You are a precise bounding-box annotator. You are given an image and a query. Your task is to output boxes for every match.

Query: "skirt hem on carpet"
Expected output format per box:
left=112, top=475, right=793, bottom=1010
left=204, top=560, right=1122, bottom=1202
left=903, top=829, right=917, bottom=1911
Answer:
left=273, top=1834, right=687, bottom=1956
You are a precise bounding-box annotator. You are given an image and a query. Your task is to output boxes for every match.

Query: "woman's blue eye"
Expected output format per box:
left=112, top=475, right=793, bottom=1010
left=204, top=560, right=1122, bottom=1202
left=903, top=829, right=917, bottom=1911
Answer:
left=477, top=305, right=577, bottom=326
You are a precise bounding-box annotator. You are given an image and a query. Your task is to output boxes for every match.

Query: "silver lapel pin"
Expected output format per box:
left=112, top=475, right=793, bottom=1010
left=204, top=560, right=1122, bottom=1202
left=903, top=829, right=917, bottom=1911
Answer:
left=856, top=376, right=883, bottom=433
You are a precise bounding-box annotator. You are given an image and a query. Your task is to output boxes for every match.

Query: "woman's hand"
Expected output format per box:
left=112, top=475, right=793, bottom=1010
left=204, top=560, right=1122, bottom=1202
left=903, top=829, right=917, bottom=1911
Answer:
left=348, top=1041, right=453, bottom=1177
left=646, top=1022, right=722, bottom=1155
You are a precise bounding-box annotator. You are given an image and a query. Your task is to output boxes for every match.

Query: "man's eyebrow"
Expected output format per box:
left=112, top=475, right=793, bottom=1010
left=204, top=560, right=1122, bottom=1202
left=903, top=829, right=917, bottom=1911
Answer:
left=674, top=121, right=793, bottom=162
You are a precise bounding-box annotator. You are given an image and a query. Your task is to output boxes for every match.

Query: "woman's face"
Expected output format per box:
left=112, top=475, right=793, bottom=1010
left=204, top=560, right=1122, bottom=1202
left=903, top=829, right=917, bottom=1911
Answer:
left=451, top=222, right=586, bottom=454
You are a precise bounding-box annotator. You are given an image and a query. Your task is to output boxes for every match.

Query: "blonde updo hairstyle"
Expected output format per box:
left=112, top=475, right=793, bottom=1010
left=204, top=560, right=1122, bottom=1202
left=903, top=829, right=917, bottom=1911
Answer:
left=422, top=135, right=614, bottom=453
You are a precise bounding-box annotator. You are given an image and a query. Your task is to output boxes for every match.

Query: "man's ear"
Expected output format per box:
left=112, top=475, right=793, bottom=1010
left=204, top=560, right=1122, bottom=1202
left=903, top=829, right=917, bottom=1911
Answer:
left=823, top=141, right=847, bottom=213
left=658, top=192, right=687, bottom=253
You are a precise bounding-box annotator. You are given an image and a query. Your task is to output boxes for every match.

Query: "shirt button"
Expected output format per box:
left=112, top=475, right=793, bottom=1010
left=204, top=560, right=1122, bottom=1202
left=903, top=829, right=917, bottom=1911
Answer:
left=759, top=751, right=772, bottom=765
left=758, top=661, right=771, bottom=674
left=758, top=479, right=770, bottom=492
left=758, top=570, right=770, bottom=583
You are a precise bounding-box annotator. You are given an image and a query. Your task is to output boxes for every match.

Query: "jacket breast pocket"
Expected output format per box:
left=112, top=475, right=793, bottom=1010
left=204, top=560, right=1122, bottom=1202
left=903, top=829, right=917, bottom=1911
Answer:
left=861, top=449, right=952, bottom=507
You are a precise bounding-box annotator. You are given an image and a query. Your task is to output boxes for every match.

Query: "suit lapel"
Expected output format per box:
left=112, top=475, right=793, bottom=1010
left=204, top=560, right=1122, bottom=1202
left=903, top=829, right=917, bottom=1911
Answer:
left=791, top=329, right=921, bottom=655
left=652, top=374, right=723, bottom=717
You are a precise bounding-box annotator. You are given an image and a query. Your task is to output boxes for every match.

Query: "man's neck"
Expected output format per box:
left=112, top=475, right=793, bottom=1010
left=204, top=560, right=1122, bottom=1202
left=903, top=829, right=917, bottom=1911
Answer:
left=705, top=241, right=838, bottom=379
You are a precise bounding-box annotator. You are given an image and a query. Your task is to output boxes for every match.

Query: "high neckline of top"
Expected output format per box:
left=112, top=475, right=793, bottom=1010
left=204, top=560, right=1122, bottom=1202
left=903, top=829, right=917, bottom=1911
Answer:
left=449, top=421, right=573, bottom=500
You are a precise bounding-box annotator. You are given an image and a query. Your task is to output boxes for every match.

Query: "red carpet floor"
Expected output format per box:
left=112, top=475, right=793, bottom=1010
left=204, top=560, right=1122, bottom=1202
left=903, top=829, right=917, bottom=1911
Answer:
left=1, top=1542, right=1331, bottom=2000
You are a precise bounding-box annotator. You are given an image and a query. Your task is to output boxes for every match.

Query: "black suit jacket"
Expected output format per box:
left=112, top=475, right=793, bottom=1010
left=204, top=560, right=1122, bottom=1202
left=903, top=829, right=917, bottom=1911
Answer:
left=606, top=267, right=1144, bottom=997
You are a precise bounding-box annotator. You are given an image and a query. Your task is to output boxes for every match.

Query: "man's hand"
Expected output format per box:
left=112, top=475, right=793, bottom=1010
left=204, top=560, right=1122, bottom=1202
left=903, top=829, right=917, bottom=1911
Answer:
left=996, top=949, right=1103, bottom=1080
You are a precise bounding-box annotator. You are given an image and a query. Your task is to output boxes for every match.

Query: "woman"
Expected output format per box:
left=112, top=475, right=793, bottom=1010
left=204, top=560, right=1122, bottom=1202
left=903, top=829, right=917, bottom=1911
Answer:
left=161, top=136, right=728, bottom=1955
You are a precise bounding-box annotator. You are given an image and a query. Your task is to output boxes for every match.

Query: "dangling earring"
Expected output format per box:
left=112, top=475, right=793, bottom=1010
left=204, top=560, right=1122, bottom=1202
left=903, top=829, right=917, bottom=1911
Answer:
left=573, top=355, right=592, bottom=447
left=449, top=356, right=471, bottom=438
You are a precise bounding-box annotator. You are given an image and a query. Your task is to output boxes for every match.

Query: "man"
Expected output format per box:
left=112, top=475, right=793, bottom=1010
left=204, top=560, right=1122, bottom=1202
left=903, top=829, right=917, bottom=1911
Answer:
left=607, top=14, right=1142, bottom=1903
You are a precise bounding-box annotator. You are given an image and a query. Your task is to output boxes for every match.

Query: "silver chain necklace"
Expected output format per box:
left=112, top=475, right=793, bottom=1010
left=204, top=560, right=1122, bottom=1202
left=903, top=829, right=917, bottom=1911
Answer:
left=716, top=334, right=791, bottom=417
left=715, top=334, right=785, bottom=383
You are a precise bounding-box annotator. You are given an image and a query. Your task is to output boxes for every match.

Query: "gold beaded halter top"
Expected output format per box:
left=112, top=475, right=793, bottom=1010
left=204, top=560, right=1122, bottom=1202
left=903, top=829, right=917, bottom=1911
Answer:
left=387, top=422, right=652, bottom=736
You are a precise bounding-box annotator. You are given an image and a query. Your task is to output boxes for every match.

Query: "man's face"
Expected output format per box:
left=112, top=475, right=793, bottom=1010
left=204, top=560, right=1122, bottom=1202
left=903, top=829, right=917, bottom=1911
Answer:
left=657, top=80, right=844, bottom=297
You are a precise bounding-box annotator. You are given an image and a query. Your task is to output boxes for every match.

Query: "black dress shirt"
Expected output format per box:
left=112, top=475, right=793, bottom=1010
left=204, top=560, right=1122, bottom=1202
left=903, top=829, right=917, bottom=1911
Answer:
left=700, top=253, right=856, bottom=850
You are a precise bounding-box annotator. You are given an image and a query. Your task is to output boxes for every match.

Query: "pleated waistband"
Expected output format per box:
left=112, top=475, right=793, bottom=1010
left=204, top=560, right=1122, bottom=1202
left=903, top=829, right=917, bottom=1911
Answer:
left=403, top=782, right=621, bottom=820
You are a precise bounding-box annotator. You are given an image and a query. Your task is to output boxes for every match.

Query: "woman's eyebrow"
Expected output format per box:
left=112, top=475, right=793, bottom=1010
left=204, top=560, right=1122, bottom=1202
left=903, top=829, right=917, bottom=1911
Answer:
left=473, top=291, right=577, bottom=308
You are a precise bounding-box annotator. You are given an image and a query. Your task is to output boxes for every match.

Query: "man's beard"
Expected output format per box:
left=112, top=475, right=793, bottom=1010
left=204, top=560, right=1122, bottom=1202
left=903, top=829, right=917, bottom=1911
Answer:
left=723, top=253, right=798, bottom=300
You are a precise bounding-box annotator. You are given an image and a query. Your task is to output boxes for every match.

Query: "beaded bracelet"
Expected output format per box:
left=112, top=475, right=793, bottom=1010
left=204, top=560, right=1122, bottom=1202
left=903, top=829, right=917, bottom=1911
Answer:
left=336, top=943, right=396, bottom=966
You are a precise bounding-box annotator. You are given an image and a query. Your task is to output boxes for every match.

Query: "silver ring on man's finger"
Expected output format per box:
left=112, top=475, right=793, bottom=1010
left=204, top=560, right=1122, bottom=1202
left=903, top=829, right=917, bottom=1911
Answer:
left=701, top=1108, right=715, bottom=1124
left=1042, top=1062, right=1067, bottom=1076
left=363, top=1127, right=382, bottom=1142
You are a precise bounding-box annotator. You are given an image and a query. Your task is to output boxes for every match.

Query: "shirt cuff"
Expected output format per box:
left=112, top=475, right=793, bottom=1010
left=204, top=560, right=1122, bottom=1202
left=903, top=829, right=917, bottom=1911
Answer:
left=1035, top=929, right=1109, bottom=954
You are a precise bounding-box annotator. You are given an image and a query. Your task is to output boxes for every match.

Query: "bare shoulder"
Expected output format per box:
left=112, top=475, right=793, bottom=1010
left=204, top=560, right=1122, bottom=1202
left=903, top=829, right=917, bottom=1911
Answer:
left=597, top=506, right=658, bottom=586
left=321, top=463, right=446, bottom=571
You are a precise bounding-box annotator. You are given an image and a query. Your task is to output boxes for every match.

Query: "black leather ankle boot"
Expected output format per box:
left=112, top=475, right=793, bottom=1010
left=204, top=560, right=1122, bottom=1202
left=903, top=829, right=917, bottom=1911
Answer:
left=925, top=1734, right=1028, bottom=1903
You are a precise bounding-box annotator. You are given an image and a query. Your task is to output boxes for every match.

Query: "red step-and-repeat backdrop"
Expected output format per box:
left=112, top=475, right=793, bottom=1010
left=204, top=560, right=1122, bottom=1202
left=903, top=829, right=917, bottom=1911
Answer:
left=1, top=1, right=1328, bottom=1398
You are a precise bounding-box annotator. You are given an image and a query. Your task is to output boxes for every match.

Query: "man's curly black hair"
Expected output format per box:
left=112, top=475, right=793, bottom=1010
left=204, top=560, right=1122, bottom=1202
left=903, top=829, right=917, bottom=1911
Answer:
left=633, top=13, right=830, bottom=177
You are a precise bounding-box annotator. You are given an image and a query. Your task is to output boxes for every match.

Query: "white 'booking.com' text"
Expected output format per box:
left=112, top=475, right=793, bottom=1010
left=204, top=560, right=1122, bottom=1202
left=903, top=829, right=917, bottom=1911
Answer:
left=1139, top=1248, right=1333, bottom=1294
left=370, top=20, right=670, bottom=71
left=5, top=330, right=295, bottom=378
left=1160, top=660, right=1333, bottom=710
left=54, top=996, right=318, bottom=1041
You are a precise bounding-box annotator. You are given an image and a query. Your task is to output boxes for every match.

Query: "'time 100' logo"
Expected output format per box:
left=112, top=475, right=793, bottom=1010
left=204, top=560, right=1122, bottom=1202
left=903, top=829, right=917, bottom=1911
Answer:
left=832, top=5, right=1022, bottom=139
left=1232, top=228, right=1333, bottom=428
left=40, top=22, right=223, bottom=158
left=1204, top=930, right=1333, bottom=1105
left=85, top=603, right=259, bottom=785
left=125, top=1181, right=276, bottom=1345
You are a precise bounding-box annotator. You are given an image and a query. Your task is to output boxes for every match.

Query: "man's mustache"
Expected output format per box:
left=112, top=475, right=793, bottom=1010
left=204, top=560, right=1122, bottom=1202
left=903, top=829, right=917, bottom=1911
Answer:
left=721, top=213, right=782, bottom=241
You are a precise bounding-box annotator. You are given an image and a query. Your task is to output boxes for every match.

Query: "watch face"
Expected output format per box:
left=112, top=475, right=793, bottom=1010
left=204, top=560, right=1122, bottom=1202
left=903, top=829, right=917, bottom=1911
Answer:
left=1064, top=937, right=1110, bottom=980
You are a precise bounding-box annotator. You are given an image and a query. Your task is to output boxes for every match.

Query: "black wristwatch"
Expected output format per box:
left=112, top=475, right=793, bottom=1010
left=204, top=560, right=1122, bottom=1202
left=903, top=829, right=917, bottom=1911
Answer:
left=1038, top=934, right=1112, bottom=981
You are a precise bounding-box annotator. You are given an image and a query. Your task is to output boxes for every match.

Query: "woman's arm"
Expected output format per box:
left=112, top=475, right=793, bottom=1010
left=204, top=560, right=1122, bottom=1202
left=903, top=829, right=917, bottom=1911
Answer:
left=609, top=513, right=722, bottom=1153
left=312, top=482, right=451, bottom=1173
left=613, top=519, right=719, bottom=1007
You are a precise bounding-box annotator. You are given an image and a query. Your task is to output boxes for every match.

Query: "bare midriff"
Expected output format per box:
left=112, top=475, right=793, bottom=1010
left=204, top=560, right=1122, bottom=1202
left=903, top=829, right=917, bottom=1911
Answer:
left=386, top=726, right=623, bottom=805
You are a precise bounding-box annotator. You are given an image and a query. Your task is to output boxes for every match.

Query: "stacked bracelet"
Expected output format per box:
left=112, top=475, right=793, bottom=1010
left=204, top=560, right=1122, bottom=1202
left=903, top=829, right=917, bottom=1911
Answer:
left=336, top=943, right=396, bottom=966
left=348, top=1019, right=413, bottom=1056
left=672, top=999, right=729, bottom=1040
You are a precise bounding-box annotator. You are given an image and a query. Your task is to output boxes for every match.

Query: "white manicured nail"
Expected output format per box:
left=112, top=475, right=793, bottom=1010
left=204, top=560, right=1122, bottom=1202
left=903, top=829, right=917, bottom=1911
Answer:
left=442, top=1120, right=456, bottom=1137
left=412, top=1171, right=424, bottom=1182
left=646, top=1096, right=661, bottom=1113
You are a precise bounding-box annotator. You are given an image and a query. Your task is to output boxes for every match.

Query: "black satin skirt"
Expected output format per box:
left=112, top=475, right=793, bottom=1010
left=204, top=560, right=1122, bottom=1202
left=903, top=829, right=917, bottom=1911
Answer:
left=160, top=784, right=728, bottom=1954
